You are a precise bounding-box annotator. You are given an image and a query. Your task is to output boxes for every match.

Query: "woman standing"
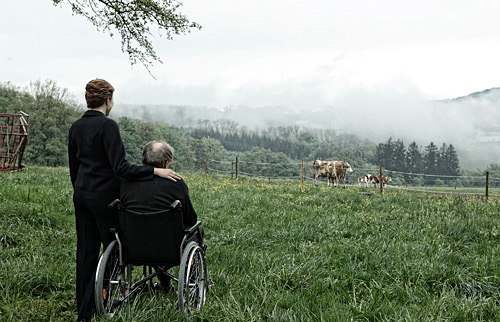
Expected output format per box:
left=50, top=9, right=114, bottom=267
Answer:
left=68, top=79, right=180, bottom=321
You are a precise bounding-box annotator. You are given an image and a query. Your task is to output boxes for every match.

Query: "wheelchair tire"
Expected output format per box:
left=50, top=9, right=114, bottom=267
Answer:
left=178, top=241, right=208, bottom=312
left=95, top=240, right=123, bottom=316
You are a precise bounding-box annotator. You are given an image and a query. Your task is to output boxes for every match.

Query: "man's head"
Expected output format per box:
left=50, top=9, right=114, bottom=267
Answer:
left=142, top=140, right=174, bottom=168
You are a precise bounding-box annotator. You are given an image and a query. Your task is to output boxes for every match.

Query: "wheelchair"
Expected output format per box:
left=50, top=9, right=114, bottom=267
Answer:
left=94, top=199, right=208, bottom=317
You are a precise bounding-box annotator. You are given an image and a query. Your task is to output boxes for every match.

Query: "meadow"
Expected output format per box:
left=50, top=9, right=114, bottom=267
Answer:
left=1, top=167, right=500, bottom=321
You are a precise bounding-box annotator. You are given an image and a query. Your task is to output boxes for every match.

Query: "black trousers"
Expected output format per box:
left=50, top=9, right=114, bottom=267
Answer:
left=73, top=189, right=119, bottom=321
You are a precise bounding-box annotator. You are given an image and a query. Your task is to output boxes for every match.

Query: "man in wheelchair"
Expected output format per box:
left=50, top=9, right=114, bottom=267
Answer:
left=119, top=140, right=200, bottom=291
left=94, top=140, right=207, bottom=316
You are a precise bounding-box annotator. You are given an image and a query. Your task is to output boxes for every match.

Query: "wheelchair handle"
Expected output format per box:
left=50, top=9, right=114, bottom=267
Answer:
left=170, top=200, right=182, bottom=209
left=108, top=199, right=121, bottom=209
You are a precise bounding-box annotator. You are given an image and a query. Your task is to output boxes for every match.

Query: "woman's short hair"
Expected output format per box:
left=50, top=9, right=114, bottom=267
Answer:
left=85, top=79, right=114, bottom=109
left=142, top=140, right=174, bottom=168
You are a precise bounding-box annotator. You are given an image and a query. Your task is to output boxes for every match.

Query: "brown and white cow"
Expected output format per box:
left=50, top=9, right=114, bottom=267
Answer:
left=369, top=175, right=392, bottom=188
left=382, top=176, right=392, bottom=187
left=328, top=161, right=353, bottom=188
left=312, top=160, right=329, bottom=185
left=358, top=174, right=372, bottom=187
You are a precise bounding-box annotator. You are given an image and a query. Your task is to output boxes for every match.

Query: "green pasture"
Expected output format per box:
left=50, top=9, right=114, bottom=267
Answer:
left=1, top=167, right=500, bottom=321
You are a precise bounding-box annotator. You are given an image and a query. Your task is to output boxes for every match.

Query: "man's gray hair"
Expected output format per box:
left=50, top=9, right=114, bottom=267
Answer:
left=142, top=140, right=174, bottom=168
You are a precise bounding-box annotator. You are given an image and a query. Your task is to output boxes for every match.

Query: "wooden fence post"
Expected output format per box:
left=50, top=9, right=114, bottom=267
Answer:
left=268, top=164, right=271, bottom=182
left=486, top=171, right=489, bottom=203
left=236, top=157, right=238, bottom=179
left=205, top=157, right=208, bottom=175
left=379, top=165, right=383, bottom=194
left=301, top=160, right=304, bottom=184
left=232, top=160, right=234, bottom=179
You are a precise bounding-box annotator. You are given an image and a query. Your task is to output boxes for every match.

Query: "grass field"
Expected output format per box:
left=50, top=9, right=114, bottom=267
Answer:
left=1, top=167, right=500, bottom=321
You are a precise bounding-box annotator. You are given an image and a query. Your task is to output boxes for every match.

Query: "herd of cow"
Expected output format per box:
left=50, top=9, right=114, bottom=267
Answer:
left=357, top=174, right=392, bottom=188
left=312, top=160, right=392, bottom=188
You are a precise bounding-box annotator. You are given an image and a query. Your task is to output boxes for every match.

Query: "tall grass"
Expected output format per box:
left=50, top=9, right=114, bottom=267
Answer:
left=1, top=168, right=500, bottom=321
left=0, top=167, right=75, bottom=321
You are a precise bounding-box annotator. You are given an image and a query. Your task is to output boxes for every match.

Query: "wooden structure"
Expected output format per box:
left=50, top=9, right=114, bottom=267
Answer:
left=0, top=112, right=29, bottom=171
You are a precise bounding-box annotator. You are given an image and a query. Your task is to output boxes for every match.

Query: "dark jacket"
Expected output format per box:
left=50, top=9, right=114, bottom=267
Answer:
left=120, top=176, right=198, bottom=228
left=68, top=110, right=153, bottom=192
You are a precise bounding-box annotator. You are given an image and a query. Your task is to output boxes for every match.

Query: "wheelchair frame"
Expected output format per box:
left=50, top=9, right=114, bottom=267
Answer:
left=94, top=199, right=208, bottom=317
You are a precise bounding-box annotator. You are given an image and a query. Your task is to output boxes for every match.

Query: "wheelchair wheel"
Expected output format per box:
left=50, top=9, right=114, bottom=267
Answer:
left=178, top=241, right=207, bottom=312
left=95, top=240, right=124, bottom=316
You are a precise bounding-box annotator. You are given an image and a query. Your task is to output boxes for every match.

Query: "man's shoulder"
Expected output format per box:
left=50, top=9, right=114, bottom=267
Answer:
left=153, top=176, right=187, bottom=188
left=121, top=176, right=186, bottom=188
left=120, top=175, right=151, bottom=190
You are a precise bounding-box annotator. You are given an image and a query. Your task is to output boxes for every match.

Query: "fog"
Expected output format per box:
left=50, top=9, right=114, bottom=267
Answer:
left=332, top=87, right=500, bottom=170
left=112, top=86, right=500, bottom=170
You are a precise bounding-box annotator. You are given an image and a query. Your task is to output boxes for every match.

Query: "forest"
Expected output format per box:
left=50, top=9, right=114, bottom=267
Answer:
left=1, top=80, right=497, bottom=183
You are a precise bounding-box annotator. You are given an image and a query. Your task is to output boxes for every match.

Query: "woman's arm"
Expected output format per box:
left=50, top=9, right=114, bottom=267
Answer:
left=68, top=126, right=80, bottom=188
left=102, top=118, right=182, bottom=182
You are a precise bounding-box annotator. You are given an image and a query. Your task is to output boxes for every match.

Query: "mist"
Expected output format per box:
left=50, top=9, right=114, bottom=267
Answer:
left=112, top=85, right=500, bottom=170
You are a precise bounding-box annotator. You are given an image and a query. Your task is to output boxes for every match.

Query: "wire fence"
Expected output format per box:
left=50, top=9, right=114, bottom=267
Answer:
left=204, top=157, right=499, bottom=199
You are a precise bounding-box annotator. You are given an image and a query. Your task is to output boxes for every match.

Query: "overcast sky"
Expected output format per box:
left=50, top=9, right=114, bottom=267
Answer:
left=1, top=0, right=500, bottom=108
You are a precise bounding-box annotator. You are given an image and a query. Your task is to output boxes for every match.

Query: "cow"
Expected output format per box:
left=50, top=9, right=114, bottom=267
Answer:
left=369, top=175, right=380, bottom=187
left=327, top=161, right=353, bottom=188
left=369, top=175, right=392, bottom=188
left=312, top=160, right=329, bottom=185
left=358, top=174, right=372, bottom=187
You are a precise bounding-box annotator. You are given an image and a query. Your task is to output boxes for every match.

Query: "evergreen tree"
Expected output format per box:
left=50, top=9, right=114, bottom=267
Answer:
left=424, top=142, right=439, bottom=174
left=393, top=139, right=406, bottom=171
left=424, top=142, right=439, bottom=184
left=445, top=144, right=460, bottom=176
left=406, top=142, right=423, bottom=174
left=385, top=138, right=396, bottom=169
left=373, top=137, right=394, bottom=169
left=436, top=143, right=448, bottom=175
left=373, top=142, right=384, bottom=167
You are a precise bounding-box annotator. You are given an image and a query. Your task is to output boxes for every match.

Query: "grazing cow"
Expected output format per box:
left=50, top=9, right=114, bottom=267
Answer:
left=328, top=161, right=353, bottom=188
left=382, top=176, right=392, bottom=187
left=312, top=160, right=329, bottom=185
left=358, top=174, right=372, bottom=187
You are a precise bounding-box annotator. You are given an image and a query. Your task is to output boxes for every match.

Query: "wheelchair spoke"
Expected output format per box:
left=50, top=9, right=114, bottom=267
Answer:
left=178, top=242, right=208, bottom=312
left=186, top=249, right=204, bottom=308
left=96, top=241, right=128, bottom=316
left=104, top=255, right=124, bottom=312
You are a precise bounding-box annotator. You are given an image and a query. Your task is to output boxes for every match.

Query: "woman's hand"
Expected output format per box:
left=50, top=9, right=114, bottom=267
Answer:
left=154, top=168, right=182, bottom=182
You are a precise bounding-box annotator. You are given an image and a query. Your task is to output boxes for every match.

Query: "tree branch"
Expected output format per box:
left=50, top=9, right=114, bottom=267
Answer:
left=52, top=0, right=201, bottom=75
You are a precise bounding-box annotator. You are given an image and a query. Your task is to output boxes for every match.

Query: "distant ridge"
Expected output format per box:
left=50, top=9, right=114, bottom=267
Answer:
left=448, top=87, right=500, bottom=101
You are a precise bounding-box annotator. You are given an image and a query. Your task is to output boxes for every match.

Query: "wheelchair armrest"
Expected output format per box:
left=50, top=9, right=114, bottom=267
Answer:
left=184, top=221, right=201, bottom=235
